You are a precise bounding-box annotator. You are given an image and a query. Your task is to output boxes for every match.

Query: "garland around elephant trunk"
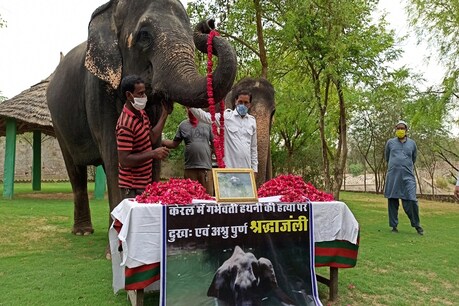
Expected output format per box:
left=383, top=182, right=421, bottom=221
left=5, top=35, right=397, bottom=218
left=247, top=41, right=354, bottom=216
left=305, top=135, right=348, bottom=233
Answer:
left=207, top=29, right=226, bottom=168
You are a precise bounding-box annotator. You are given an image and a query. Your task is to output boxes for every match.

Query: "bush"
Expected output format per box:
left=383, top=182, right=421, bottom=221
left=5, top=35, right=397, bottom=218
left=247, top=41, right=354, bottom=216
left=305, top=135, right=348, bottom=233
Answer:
left=436, top=177, right=450, bottom=189
left=447, top=175, right=457, bottom=185
left=349, top=163, right=364, bottom=177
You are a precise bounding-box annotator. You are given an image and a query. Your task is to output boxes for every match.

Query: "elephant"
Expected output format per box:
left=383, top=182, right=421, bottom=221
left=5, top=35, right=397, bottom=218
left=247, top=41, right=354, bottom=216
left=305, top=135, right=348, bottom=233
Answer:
left=46, top=0, right=237, bottom=237
left=207, top=245, right=295, bottom=306
left=225, top=78, right=275, bottom=187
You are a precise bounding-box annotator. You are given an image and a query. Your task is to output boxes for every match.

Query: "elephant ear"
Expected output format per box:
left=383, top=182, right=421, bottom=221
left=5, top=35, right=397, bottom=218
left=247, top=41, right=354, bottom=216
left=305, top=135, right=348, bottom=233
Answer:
left=84, top=0, right=122, bottom=89
left=207, top=263, right=235, bottom=302
left=257, top=257, right=278, bottom=289
left=258, top=257, right=296, bottom=305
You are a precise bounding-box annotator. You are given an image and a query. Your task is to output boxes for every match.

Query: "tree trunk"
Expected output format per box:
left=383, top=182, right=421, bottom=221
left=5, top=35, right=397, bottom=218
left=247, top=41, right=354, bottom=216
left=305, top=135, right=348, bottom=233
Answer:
left=253, top=0, right=268, bottom=78
left=414, top=166, right=422, bottom=195
left=375, top=170, right=380, bottom=193
left=332, top=78, right=347, bottom=199
left=343, top=173, right=346, bottom=191
left=364, top=167, right=367, bottom=192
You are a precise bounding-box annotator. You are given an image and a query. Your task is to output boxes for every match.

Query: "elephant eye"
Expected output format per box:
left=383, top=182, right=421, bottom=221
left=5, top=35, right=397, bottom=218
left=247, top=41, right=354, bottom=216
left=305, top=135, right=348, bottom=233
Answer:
left=137, top=28, right=153, bottom=49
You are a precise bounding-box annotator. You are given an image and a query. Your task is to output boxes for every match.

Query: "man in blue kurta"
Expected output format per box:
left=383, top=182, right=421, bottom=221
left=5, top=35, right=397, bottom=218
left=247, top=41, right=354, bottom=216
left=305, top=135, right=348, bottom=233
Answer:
left=384, top=120, right=424, bottom=235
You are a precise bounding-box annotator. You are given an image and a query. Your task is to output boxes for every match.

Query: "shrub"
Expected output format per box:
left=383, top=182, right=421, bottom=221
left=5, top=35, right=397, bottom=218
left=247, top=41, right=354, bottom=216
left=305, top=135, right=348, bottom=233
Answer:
left=349, top=163, right=364, bottom=177
left=436, top=177, right=449, bottom=189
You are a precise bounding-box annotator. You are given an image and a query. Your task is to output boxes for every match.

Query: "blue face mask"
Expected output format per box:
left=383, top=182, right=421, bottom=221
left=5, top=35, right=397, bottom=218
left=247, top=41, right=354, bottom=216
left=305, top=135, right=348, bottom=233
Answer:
left=236, top=104, right=248, bottom=116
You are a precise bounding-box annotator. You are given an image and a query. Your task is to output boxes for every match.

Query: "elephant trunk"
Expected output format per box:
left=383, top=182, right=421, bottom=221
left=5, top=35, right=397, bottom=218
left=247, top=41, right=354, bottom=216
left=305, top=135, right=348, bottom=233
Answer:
left=160, top=20, right=237, bottom=108
left=252, top=108, right=274, bottom=187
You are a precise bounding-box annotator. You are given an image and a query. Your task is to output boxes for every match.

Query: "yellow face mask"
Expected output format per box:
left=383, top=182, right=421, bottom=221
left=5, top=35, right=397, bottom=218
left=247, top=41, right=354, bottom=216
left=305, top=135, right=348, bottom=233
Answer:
left=395, top=130, right=406, bottom=138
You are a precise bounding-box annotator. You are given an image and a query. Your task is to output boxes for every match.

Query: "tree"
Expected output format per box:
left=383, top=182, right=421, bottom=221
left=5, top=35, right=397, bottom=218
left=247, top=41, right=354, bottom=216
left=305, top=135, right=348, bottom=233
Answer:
left=187, top=0, right=403, bottom=199
left=407, top=0, right=459, bottom=99
left=270, top=74, right=323, bottom=184
left=276, top=0, right=401, bottom=197
left=407, top=89, right=454, bottom=195
left=348, top=68, right=417, bottom=193
left=436, top=138, right=459, bottom=182
left=187, top=0, right=273, bottom=78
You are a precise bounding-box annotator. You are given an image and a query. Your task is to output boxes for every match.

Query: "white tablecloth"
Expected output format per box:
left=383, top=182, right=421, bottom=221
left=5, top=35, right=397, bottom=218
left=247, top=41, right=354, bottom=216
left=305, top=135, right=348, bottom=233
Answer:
left=109, top=200, right=359, bottom=292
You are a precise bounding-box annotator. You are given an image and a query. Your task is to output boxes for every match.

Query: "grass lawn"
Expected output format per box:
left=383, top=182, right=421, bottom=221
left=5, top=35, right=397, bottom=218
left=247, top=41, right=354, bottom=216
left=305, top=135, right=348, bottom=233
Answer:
left=1, top=183, right=459, bottom=305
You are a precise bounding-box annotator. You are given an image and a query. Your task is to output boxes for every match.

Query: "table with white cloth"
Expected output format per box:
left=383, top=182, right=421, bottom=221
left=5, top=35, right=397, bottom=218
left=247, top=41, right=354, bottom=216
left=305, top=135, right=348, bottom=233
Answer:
left=109, top=200, right=359, bottom=304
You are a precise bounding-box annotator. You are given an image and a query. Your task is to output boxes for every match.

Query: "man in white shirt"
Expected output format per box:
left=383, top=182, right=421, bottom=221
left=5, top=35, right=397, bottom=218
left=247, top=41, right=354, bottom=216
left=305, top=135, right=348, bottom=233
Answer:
left=189, top=90, right=258, bottom=172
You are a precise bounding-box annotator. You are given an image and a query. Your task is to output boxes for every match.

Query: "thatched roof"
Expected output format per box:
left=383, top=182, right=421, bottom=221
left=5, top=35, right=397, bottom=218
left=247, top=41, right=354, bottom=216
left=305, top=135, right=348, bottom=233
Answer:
left=0, top=78, right=54, bottom=137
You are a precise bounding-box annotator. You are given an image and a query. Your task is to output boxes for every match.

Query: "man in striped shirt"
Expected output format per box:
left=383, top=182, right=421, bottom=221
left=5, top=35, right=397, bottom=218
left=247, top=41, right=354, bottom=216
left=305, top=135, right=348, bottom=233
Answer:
left=116, top=75, right=170, bottom=199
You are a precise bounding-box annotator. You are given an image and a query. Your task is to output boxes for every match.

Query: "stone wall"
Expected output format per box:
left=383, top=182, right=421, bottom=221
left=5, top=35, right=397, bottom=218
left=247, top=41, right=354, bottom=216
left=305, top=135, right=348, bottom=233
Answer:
left=0, top=134, right=68, bottom=182
left=0, top=133, right=184, bottom=182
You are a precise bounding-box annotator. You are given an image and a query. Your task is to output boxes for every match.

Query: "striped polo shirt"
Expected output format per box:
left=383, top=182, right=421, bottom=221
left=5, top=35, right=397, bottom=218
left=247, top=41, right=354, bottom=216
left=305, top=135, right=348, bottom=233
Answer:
left=116, top=105, right=153, bottom=189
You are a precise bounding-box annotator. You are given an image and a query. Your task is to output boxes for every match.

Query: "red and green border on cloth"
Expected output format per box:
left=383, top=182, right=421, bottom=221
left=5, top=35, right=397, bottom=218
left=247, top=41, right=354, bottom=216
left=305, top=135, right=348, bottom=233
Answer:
left=113, top=219, right=359, bottom=290
left=315, top=238, right=359, bottom=268
left=113, top=219, right=161, bottom=290
left=125, top=262, right=160, bottom=290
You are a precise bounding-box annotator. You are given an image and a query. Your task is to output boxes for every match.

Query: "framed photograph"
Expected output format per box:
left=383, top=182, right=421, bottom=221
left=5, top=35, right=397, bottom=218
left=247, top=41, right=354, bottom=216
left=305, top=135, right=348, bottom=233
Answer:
left=212, top=168, right=258, bottom=203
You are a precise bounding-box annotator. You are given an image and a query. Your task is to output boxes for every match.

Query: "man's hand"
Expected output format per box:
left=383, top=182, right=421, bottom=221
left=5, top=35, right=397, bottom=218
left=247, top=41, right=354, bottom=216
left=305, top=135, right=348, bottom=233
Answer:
left=152, top=147, right=170, bottom=160
left=454, top=186, right=459, bottom=199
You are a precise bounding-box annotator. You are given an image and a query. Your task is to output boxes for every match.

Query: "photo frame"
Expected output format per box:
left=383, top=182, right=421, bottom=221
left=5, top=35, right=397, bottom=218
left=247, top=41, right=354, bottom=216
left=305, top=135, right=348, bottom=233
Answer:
left=212, top=168, right=258, bottom=203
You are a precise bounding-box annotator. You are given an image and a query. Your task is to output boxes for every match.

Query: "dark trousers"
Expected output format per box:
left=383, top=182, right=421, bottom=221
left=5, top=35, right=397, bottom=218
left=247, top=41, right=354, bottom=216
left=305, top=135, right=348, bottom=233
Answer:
left=120, top=188, right=145, bottom=200
left=184, top=168, right=214, bottom=196
left=388, top=198, right=420, bottom=228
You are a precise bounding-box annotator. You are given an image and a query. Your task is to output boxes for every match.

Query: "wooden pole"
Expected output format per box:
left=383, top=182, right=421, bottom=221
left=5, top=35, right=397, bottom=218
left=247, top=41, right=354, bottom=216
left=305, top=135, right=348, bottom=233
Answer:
left=3, top=118, right=17, bottom=199
left=32, top=130, right=42, bottom=191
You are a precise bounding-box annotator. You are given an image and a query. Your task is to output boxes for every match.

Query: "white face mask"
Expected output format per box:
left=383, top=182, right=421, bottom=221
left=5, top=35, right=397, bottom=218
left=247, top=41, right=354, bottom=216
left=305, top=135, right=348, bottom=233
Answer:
left=131, top=97, right=148, bottom=110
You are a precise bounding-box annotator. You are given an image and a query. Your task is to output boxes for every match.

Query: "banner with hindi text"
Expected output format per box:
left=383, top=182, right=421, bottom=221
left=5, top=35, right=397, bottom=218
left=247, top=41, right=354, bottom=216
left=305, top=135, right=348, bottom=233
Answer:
left=160, top=202, right=322, bottom=306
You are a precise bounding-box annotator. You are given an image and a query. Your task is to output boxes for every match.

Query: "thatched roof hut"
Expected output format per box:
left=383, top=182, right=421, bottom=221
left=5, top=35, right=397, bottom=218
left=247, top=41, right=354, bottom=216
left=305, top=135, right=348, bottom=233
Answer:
left=0, top=77, right=54, bottom=137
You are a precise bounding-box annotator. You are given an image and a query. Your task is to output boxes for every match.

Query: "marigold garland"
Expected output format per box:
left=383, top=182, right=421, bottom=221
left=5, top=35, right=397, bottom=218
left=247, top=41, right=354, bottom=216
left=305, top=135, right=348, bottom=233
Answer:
left=207, top=29, right=225, bottom=168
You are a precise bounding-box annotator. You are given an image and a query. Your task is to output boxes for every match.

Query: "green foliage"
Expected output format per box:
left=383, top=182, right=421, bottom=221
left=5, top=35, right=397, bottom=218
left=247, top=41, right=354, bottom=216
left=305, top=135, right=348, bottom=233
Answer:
left=407, top=0, right=459, bottom=103
left=349, top=163, right=364, bottom=177
left=0, top=91, right=7, bottom=102
left=270, top=75, right=326, bottom=187
left=275, top=0, right=401, bottom=192
left=408, top=90, right=450, bottom=138
left=277, top=0, right=401, bottom=83
left=271, top=140, right=325, bottom=188
left=435, top=176, right=449, bottom=189
left=347, top=68, right=423, bottom=192
left=185, top=0, right=459, bottom=193
left=448, top=175, right=457, bottom=185
left=187, top=0, right=275, bottom=78
left=163, top=105, right=187, bottom=160
left=407, top=0, right=459, bottom=71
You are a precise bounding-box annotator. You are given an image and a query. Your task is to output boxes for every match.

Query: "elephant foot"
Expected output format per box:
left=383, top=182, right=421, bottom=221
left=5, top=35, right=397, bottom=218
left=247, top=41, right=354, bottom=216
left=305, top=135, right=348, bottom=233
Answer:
left=72, top=225, right=94, bottom=236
